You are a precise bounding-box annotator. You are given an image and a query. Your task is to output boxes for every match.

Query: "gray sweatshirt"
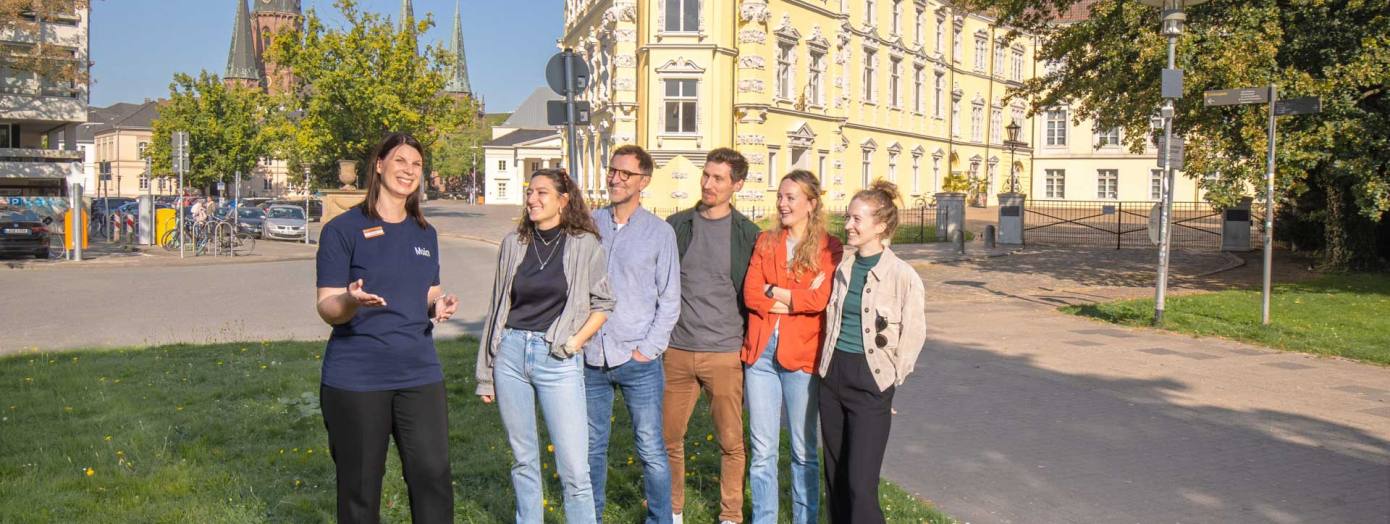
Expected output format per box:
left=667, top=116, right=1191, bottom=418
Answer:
left=475, top=230, right=614, bottom=397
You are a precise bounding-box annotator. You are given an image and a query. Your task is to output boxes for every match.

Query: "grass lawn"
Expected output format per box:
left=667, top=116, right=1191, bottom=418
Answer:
left=1062, top=273, right=1390, bottom=365
left=0, top=338, right=954, bottom=523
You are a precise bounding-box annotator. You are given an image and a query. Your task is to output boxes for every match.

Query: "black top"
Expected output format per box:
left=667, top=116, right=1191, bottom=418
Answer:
left=506, top=226, right=569, bottom=331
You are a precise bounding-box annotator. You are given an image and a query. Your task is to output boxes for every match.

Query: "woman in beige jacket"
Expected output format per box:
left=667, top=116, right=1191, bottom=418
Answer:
left=816, top=179, right=927, bottom=524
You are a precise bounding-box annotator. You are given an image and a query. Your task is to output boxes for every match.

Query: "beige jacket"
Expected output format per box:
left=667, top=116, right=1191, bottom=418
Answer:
left=817, top=246, right=927, bottom=391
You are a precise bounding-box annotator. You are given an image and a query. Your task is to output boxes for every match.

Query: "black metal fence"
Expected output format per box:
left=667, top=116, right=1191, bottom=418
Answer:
left=1024, top=200, right=1259, bottom=250
left=641, top=204, right=943, bottom=244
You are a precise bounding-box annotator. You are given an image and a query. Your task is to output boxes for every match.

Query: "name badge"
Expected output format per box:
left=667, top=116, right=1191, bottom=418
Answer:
left=362, top=226, right=385, bottom=239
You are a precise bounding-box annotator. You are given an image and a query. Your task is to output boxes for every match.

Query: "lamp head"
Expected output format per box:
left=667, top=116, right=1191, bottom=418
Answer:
left=1137, top=0, right=1207, bottom=36
left=1005, top=119, right=1021, bottom=143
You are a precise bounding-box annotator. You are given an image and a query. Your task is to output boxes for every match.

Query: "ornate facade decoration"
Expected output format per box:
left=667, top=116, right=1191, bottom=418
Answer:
left=614, top=29, right=636, bottom=42
left=739, top=0, right=770, bottom=23
left=613, top=54, right=635, bottom=68
left=737, top=134, right=766, bottom=145
left=738, top=79, right=765, bottom=93
left=739, top=29, right=767, bottom=44
left=738, top=56, right=766, bottom=70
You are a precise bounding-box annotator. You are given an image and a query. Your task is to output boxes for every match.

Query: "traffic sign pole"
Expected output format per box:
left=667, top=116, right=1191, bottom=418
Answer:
left=1153, top=35, right=1178, bottom=325
left=1262, top=85, right=1277, bottom=325
left=563, top=49, right=580, bottom=185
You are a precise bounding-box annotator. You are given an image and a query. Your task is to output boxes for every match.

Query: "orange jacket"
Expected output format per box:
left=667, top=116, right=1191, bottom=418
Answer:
left=742, top=230, right=844, bottom=372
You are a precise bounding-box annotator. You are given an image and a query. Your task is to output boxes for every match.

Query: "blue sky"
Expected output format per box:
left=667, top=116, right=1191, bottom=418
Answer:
left=90, top=0, right=564, bottom=113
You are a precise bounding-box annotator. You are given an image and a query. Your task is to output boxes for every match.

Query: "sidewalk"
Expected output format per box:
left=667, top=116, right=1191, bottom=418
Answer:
left=887, top=246, right=1390, bottom=523
left=4, top=231, right=319, bottom=271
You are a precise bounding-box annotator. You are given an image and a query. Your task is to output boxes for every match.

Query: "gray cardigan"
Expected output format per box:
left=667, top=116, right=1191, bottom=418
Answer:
left=475, top=230, right=614, bottom=396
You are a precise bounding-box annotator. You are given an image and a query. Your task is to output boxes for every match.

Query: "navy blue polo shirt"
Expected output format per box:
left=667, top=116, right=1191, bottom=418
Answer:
left=315, top=207, right=443, bottom=391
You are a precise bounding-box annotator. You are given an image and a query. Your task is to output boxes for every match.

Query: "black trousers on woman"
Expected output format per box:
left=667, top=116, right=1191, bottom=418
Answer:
left=321, top=381, right=453, bottom=524
left=818, top=352, right=896, bottom=524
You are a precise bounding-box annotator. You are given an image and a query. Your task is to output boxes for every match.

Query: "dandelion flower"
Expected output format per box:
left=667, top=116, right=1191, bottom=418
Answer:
left=706, top=433, right=714, bottom=441
left=547, top=444, right=554, bottom=453
left=104, top=435, right=112, bottom=441
left=85, top=467, right=94, bottom=477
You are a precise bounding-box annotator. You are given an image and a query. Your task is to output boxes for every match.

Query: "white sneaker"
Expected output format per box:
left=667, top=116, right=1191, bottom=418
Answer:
left=671, top=513, right=683, bottom=524
left=719, top=521, right=737, bottom=524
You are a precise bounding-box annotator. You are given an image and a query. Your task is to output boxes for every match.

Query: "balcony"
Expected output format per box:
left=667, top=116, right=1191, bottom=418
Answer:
left=0, top=147, right=83, bottom=162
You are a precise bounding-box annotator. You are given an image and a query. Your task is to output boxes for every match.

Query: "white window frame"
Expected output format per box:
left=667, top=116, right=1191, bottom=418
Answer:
left=776, top=41, right=795, bottom=100
left=911, top=153, right=921, bottom=193
left=953, top=26, right=962, bottom=62
left=1096, top=127, right=1122, bottom=148
left=1097, top=169, right=1118, bottom=200
left=663, top=79, right=699, bottom=134
left=971, top=105, right=983, bottom=142
left=1045, top=109, right=1068, bottom=146
left=866, top=0, right=876, bottom=26
left=808, top=50, right=825, bottom=106
left=994, top=43, right=1005, bottom=76
left=889, top=57, right=902, bottom=108
left=891, top=0, right=902, bottom=35
left=862, top=48, right=877, bottom=103
left=933, top=72, right=944, bottom=118
left=952, top=97, right=961, bottom=137
left=664, top=0, right=700, bottom=33
left=1045, top=169, right=1065, bottom=199
left=497, top=160, right=507, bottom=171
left=768, top=147, right=779, bottom=188
left=861, top=148, right=873, bottom=188
left=974, top=37, right=986, bottom=71
left=913, top=65, right=924, bottom=113
left=935, top=15, right=944, bottom=53
left=915, top=8, right=925, bottom=45
left=1150, top=169, right=1164, bottom=201
left=990, top=108, right=1002, bottom=144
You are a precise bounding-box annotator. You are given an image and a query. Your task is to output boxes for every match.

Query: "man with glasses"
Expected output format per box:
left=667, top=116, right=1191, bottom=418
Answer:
left=663, top=147, right=761, bottom=524
left=586, top=144, right=681, bottom=523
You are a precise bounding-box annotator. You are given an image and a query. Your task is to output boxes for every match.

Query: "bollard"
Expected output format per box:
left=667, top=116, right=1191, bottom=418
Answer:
left=985, top=225, right=997, bottom=249
left=955, top=228, right=966, bottom=255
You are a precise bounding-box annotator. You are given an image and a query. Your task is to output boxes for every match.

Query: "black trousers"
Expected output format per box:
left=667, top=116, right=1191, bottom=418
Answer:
left=321, top=381, right=453, bottom=524
left=818, top=352, right=896, bottom=524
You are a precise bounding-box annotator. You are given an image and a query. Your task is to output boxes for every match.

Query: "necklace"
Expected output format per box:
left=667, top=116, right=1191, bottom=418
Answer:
left=535, top=227, right=562, bottom=246
left=532, top=231, right=563, bottom=270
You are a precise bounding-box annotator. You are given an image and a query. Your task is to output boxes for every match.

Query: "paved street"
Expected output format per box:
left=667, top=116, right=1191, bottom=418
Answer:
left=1, top=200, right=1385, bottom=523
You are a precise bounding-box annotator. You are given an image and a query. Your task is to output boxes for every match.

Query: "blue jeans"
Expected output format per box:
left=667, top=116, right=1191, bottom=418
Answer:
left=745, top=330, right=820, bottom=524
left=495, top=329, right=597, bottom=524
left=586, top=357, right=672, bottom=524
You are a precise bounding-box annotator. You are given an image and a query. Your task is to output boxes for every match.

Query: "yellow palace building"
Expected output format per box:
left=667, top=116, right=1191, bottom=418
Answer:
left=560, top=0, right=1037, bottom=212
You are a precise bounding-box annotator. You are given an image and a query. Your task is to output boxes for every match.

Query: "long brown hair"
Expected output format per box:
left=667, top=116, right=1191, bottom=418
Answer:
left=517, top=168, right=600, bottom=242
left=852, top=179, right=902, bottom=240
left=761, top=169, right=830, bottom=277
left=359, top=132, right=429, bottom=228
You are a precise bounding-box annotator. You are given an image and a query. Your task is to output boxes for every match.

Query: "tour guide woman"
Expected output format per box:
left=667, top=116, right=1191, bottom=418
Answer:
left=314, top=132, right=461, bottom=523
left=476, top=168, right=613, bottom=523
left=742, top=170, right=842, bottom=524
left=817, top=179, right=927, bottom=524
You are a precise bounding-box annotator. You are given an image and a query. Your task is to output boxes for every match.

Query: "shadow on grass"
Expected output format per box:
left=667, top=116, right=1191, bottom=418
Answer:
left=0, top=337, right=952, bottom=523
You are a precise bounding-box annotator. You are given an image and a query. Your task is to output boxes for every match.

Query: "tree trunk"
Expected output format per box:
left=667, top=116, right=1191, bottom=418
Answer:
left=1320, top=173, right=1381, bottom=271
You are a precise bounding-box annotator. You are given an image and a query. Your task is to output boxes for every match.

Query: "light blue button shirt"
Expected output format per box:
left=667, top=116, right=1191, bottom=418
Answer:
left=584, top=206, right=681, bottom=367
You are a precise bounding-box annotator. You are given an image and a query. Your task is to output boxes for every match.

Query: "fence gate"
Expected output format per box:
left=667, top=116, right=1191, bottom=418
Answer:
left=1024, top=200, right=1235, bottom=250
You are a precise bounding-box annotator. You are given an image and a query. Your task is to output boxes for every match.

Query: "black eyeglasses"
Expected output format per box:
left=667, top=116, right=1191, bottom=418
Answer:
left=874, top=316, right=889, bottom=348
left=606, top=166, right=647, bottom=182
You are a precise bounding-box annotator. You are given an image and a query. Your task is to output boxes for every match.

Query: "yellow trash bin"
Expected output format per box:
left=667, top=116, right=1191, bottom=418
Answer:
left=155, top=208, right=176, bottom=244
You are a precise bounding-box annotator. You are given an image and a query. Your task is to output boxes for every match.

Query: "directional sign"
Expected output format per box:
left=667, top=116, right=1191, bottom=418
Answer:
left=1274, top=96, right=1321, bottom=117
left=547, top=100, right=591, bottom=126
left=1156, top=136, right=1186, bottom=170
left=1204, top=87, right=1270, bottom=106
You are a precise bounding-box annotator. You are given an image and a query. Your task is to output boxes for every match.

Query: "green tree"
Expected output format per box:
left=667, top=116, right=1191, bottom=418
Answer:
left=147, top=71, right=270, bottom=193
left=263, top=0, right=473, bottom=186
left=431, top=98, right=489, bottom=192
left=964, top=0, right=1389, bottom=269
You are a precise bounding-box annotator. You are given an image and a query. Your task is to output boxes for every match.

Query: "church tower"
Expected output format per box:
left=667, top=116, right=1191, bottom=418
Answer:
left=224, top=0, right=261, bottom=89
left=252, top=0, right=302, bottom=95
left=443, top=0, right=472, bottom=98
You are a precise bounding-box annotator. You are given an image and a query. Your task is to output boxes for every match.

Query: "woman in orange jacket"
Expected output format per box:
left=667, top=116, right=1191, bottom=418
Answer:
left=742, top=169, right=843, bottom=524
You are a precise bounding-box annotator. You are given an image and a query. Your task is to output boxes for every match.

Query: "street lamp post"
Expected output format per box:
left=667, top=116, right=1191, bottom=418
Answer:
left=304, top=165, right=312, bottom=245
left=1140, top=0, right=1206, bottom=325
left=1004, top=119, right=1024, bottom=193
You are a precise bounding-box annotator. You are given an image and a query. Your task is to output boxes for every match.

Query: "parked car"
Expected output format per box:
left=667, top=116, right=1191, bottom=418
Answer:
left=267, top=199, right=323, bottom=222
left=233, top=207, right=266, bottom=237
left=91, top=197, right=135, bottom=217
left=0, top=209, right=52, bottom=259
left=262, top=205, right=307, bottom=240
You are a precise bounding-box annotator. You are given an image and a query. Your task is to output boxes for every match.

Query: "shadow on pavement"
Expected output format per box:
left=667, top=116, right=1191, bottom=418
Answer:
left=888, top=337, right=1390, bottom=523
